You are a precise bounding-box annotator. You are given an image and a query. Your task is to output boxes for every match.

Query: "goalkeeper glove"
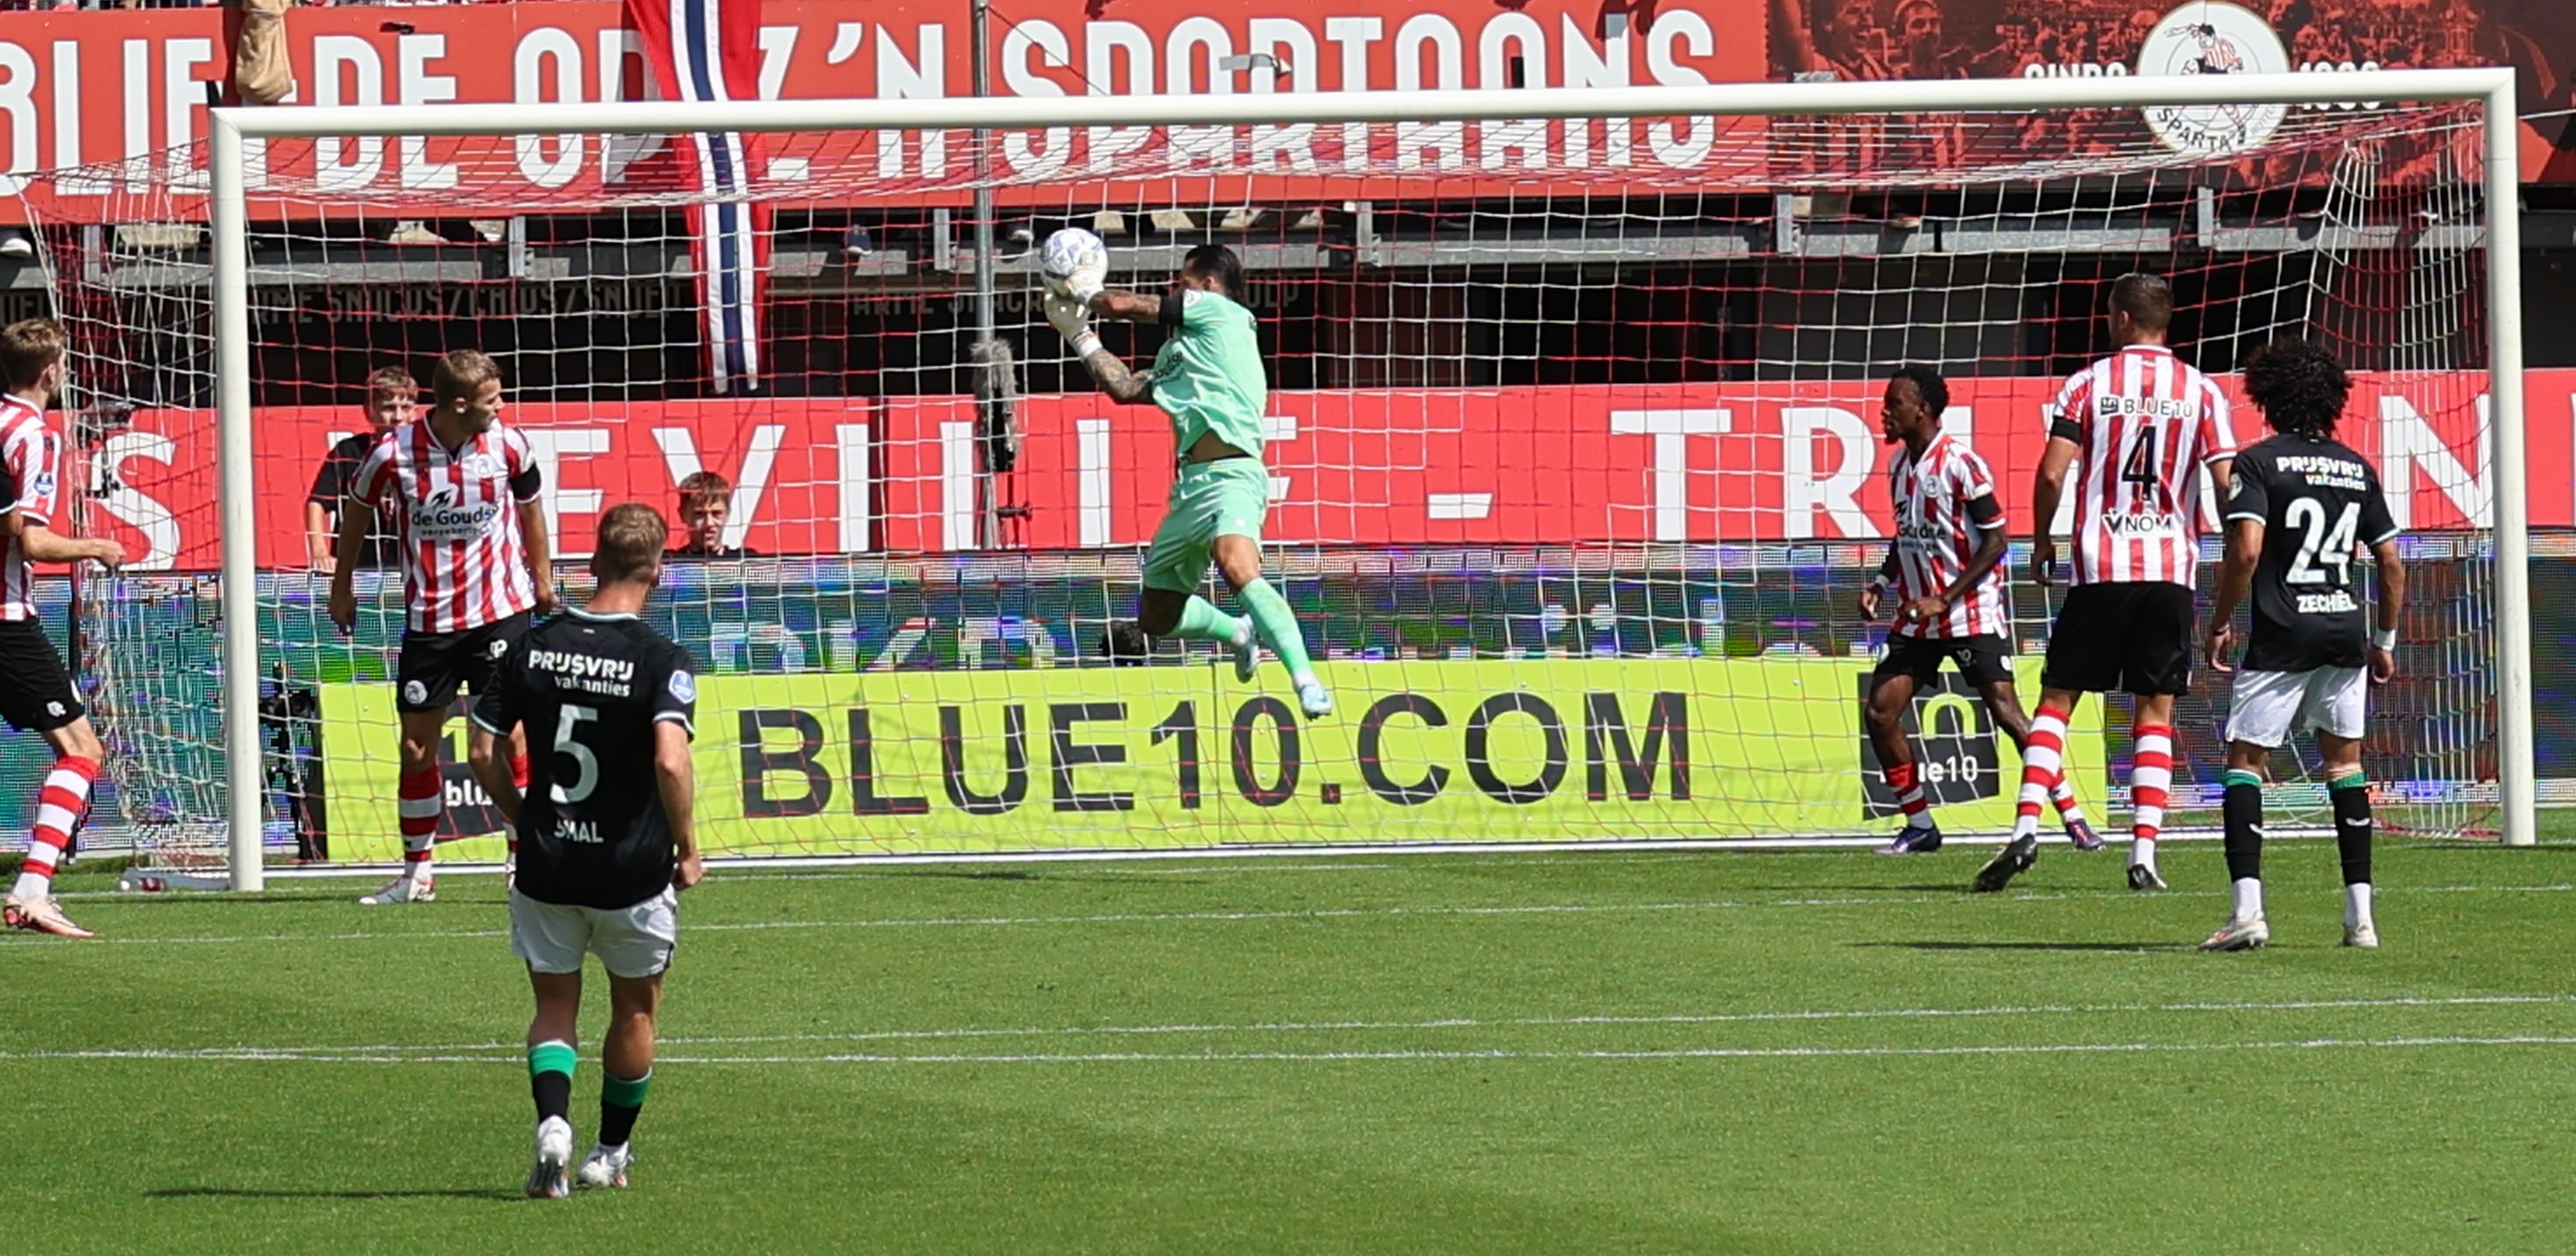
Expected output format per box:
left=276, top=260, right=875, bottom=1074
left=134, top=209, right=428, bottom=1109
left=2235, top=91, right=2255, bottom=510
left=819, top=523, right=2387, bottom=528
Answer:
left=1040, top=266, right=1102, bottom=307
left=1040, top=253, right=1108, bottom=309
left=1044, top=292, right=1101, bottom=357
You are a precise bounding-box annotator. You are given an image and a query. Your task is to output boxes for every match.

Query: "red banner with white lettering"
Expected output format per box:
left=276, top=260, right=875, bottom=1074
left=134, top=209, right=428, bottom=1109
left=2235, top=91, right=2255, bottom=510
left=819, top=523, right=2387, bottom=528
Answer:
left=77, top=370, right=2570, bottom=573
left=0, top=0, right=2569, bottom=224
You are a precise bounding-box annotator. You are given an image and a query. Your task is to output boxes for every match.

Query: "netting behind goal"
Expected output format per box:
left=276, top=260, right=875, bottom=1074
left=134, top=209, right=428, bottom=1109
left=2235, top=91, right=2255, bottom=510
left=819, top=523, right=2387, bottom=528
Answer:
left=19, top=93, right=2504, bottom=876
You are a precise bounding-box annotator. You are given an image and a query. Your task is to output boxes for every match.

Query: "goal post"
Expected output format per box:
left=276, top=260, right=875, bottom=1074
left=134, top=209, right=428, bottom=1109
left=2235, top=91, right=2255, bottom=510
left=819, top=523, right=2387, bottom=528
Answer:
left=111, top=68, right=2532, bottom=889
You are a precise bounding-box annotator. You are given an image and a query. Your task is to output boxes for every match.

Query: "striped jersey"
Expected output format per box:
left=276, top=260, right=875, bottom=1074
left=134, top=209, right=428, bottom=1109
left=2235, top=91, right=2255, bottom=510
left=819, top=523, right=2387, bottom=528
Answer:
left=2046, top=343, right=2237, bottom=586
left=1886, top=430, right=2010, bottom=639
left=349, top=420, right=543, bottom=634
left=0, top=396, right=64, bottom=622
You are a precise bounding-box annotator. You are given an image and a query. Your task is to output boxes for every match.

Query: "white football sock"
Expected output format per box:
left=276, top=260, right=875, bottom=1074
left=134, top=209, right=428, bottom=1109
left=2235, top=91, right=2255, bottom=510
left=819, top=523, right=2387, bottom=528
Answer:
left=2129, top=836, right=2158, bottom=872
left=2346, top=882, right=2374, bottom=929
left=2232, top=877, right=2264, bottom=923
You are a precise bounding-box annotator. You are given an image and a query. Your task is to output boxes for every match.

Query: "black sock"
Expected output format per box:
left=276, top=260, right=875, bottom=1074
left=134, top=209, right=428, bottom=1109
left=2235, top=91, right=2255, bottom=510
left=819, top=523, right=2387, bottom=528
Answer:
left=600, top=1101, right=641, bottom=1148
left=2222, top=772, right=2264, bottom=883
left=2332, top=774, right=2373, bottom=885
left=600, top=1071, right=651, bottom=1148
left=532, top=1071, right=571, bottom=1125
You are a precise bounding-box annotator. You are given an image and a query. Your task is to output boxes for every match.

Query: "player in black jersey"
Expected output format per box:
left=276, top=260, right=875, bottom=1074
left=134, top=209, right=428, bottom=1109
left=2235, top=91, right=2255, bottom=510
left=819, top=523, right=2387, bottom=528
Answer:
left=2200, top=339, right=2404, bottom=952
left=471, top=502, right=702, bottom=1197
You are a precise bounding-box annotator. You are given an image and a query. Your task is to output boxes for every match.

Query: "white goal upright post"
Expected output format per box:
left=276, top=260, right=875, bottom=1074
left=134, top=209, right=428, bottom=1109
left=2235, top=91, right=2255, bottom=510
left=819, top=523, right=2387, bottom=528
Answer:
left=167, top=69, right=2533, bottom=891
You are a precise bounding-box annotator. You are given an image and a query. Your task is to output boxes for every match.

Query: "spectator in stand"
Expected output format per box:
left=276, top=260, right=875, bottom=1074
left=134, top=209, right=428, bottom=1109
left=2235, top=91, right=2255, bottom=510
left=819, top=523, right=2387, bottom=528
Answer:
left=1772, top=0, right=1896, bottom=175
left=1776, top=0, right=1897, bottom=80
left=672, top=470, right=755, bottom=559
left=1893, top=0, right=1972, bottom=78
left=306, top=366, right=414, bottom=572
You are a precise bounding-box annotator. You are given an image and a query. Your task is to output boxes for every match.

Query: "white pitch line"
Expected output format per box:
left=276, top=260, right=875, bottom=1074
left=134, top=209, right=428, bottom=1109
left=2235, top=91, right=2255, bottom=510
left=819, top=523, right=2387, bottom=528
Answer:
left=641, top=992, right=2576, bottom=1047
left=649, top=1035, right=2576, bottom=1064
left=10, top=883, right=2567, bottom=951
left=16, top=1034, right=2573, bottom=1066
left=9, top=993, right=2566, bottom=1061
left=0, top=893, right=2076, bottom=948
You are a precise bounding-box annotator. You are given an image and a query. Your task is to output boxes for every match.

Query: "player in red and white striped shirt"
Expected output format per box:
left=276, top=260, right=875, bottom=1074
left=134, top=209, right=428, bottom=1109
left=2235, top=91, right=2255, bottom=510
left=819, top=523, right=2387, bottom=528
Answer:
left=328, top=350, right=557, bottom=905
left=1976, top=274, right=2237, bottom=894
left=0, top=320, right=127, bottom=938
left=1860, top=366, right=2096, bottom=855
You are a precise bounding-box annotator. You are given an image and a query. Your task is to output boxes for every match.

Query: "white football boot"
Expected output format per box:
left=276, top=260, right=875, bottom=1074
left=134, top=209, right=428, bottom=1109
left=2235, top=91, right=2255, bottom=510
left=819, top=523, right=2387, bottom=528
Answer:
left=526, top=1117, right=574, bottom=1199
left=1296, top=680, right=1334, bottom=720
left=577, top=1143, right=632, bottom=1190
left=1230, top=622, right=1261, bottom=685
left=357, top=873, right=436, bottom=906
left=2199, top=915, right=2271, bottom=952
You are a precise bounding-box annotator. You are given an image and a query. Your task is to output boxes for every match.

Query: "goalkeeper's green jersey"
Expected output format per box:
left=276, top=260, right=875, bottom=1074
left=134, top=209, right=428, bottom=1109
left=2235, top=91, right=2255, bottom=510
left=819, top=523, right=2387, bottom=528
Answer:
left=1151, top=289, right=1267, bottom=461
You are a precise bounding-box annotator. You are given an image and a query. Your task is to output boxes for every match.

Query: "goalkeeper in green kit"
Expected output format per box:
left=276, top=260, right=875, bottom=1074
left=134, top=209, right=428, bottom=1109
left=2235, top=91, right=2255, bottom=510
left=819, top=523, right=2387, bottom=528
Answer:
left=1042, top=232, right=1331, bottom=719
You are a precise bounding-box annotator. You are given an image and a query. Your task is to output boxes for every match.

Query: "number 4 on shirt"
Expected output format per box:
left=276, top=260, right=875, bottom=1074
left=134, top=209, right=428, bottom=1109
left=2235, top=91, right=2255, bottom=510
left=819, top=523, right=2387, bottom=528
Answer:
left=2120, top=423, right=2164, bottom=486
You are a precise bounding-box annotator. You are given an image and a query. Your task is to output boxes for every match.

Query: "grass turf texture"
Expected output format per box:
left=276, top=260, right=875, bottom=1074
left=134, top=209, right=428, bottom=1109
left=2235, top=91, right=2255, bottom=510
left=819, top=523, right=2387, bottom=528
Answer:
left=15, top=831, right=2576, bottom=1254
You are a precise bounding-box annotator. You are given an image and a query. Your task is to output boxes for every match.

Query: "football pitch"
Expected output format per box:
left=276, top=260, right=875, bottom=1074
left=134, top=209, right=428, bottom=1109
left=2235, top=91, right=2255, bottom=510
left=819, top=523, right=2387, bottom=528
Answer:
left=16, top=832, right=2576, bottom=1255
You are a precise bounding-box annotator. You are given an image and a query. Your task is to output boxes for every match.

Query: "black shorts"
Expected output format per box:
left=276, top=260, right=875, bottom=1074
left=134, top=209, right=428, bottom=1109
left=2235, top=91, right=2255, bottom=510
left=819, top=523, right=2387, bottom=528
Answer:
left=397, top=611, right=532, bottom=714
left=0, top=617, right=82, bottom=733
left=2043, top=582, right=2195, bottom=697
left=1872, top=633, right=2014, bottom=689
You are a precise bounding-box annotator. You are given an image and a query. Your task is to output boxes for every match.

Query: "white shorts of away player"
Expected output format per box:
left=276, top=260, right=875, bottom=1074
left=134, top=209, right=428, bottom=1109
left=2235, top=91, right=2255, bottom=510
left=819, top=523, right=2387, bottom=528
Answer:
left=509, top=887, right=679, bottom=980
left=2225, top=667, right=2367, bottom=748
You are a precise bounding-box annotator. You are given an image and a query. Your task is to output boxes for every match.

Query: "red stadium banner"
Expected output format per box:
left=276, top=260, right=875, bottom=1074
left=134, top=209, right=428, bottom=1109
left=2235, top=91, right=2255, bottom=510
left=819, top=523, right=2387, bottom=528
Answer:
left=79, top=369, right=2573, bottom=572
left=0, top=0, right=2568, bottom=223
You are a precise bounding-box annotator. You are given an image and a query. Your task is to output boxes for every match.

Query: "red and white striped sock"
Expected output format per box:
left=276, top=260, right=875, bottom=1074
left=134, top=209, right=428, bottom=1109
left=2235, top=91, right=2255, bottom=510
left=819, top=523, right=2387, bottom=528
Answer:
left=2130, top=725, right=2175, bottom=867
left=2050, top=776, right=2087, bottom=827
left=11, top=755, right=98, bottom=900
left=399, top=768, right=442, bottom=879
left=507, top=754, right=530, bottom=861
left=1885, top=761, right=1933, bottom=830
left=2013, top=706, right=2069, bottom=838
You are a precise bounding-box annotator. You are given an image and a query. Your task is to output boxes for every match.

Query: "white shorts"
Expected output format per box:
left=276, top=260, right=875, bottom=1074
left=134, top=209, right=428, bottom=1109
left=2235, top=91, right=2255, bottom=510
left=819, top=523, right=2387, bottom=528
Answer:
left=509, top=887, right=679, bottom=980
left=2225, top=666, right=2367, bottom=748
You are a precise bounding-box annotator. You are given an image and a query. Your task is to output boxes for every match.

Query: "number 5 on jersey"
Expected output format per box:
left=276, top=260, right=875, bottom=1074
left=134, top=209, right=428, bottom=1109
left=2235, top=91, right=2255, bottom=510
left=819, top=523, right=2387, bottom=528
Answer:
left=550, top=704, right=599, bottom=805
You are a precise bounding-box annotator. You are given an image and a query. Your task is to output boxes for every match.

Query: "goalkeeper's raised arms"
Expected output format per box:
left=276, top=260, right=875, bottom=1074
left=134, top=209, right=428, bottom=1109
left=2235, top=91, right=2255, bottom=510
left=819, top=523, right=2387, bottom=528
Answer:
left=1044, top=290, right=1153, bottom=405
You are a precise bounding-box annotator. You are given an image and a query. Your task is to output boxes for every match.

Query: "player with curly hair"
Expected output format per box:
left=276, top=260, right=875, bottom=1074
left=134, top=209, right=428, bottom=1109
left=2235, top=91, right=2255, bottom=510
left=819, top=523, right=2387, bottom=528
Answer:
left=2198, top=338, right=2404, bottom=951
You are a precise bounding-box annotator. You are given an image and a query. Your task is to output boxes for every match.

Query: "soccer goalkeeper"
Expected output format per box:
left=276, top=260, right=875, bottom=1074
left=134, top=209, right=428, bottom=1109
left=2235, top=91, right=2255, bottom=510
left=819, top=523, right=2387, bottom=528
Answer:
left=1043, top=237, right=1331, bottom=719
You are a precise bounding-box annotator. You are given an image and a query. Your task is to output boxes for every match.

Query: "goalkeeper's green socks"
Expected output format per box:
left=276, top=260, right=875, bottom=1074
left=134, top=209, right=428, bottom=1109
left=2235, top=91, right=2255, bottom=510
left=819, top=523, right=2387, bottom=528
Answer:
left=1167, top=595, right=1248, bottom=644
left=1238, top=578, right=1317, bottom=685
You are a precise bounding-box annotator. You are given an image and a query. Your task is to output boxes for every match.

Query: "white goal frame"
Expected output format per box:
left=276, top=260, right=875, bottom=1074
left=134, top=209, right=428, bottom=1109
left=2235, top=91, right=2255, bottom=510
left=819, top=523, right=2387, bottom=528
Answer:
left=200, top=69, right=2534, bottom=889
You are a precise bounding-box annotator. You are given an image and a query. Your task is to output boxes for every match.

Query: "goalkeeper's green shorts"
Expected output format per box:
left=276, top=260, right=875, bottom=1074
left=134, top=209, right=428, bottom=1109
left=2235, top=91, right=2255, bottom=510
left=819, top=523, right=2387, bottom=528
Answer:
left=1142, top=458, right=1269, bottom=594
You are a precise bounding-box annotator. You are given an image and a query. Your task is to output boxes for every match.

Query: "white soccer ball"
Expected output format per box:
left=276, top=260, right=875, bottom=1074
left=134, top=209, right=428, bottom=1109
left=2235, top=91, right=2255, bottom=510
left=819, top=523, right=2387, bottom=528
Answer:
left=1039, top=227, right=1108, bottom=299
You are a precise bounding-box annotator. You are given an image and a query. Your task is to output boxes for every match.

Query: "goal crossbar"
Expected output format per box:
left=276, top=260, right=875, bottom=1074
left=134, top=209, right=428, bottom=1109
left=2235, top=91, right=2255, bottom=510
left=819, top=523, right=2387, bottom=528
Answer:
left=200, top=69, right=2534, bottom=889
left=210, top=70, right=2514, bottom=136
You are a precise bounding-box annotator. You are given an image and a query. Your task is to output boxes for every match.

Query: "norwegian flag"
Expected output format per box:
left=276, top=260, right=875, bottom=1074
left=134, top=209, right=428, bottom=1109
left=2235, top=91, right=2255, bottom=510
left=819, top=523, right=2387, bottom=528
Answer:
left=624, top=0, right=769, bottom=394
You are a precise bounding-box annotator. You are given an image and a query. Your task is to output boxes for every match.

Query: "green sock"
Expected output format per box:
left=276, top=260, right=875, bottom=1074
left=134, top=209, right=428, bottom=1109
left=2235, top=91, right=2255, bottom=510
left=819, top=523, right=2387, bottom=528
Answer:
left=528, top=1040, right=576, bottom=1124
left=600, top=1070, right=651, bottom=1148
left=1167, top=595, right=1246, bottom=645
left=1237, top=578, right=1317, bottom=684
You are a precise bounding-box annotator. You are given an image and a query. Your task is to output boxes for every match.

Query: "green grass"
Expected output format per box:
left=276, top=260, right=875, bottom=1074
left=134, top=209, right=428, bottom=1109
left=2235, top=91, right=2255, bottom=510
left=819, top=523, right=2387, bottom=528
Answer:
left=18, top=832, right=2576, bottom=1255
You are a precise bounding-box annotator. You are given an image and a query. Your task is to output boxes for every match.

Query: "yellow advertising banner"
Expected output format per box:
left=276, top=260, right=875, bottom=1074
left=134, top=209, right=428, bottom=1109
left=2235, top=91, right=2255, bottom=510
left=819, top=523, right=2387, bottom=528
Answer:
left=319, top=659, right=2106, bottom=860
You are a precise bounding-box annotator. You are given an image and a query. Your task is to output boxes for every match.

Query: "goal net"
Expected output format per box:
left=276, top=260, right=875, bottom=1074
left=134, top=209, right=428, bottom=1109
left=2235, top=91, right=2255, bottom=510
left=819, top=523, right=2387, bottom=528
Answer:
left=15, top=77, right=2526, bottom=883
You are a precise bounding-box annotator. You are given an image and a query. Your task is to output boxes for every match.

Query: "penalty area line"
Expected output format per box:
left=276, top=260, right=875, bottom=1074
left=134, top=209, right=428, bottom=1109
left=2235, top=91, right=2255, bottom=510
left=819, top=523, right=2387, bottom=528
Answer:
left=13, top=882, right=2568, bottom=948
left=0, top=892, right=2079, bottom=947
left=10, top=1034, right=2575, bottom=1066
left=10, top=992, right=2570, bottom=1061
left=644, top=1035, right=2576, bottom=1064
